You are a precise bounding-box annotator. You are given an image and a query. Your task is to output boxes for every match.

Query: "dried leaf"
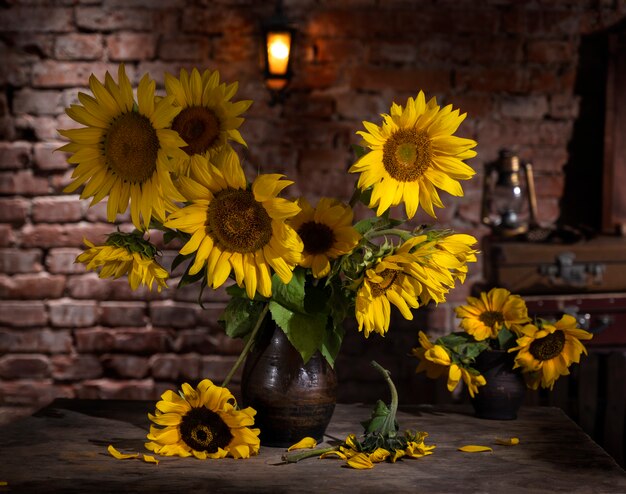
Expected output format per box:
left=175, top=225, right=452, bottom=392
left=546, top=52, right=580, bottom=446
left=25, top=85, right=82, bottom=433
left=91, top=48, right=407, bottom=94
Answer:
left=458, top=445, right=493, bottom=453
left=287, top=437, right=318, bottom=451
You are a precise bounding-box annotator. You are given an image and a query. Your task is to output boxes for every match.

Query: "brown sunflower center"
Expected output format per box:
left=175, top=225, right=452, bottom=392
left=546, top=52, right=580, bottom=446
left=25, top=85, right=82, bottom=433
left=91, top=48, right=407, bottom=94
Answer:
left=529, top=330, right=566, bottom=361
left=207, top=188, right=272, bottom=253
left=297, top=221, right=336, bottom=255
left=382, top=128, right=432, bottom=182
left=478, top=310, right=505, bottom=328
left=370, top=268, right=399, bottom=297
left=172, top=106, right=220, bottom=156
left=179, top=407, right=233, bottom=453
left=105, top=111, right=159, bottom=183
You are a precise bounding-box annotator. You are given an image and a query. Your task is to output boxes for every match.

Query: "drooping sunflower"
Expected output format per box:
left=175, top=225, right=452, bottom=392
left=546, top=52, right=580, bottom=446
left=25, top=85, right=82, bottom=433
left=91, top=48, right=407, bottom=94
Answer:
left=59, top=64, right=187, bottom=230
left=455, top=287, right=530, bottom=341
left=510, top=315, right=592, bottom=390
left=164, top=148, right=303, bottom=299
left=289, top=197, right=361, bottom=278
left=165, top=68, right=252, bottom=177
left=145, top=379, right=260, bottom=459
left=76, top=235, right=168, bottom=292
left=412, top=331, right=486, bottom=397
left=349, top=91, right=477, bottom=219
left=354, top=249, right=424, bottom=337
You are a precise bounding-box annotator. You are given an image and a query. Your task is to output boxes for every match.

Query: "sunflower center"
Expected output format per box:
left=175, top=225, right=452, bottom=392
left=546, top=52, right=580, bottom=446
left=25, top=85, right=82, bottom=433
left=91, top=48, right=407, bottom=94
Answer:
left=370, top=268, right=399, bottom=297
left=297, top=221, right=336, bottom=255
left=382, top=128, right=432, bottom=182
left=529, top=330, right=566, bottom=361
left=207, top=188, right=272, bottom=253
left=105, top=111, right=159, bottom=183
left=172, top=106, right=220, bottom=156
left=179, top=407, right=233, bottom=453
left=478, top=310, right=505, bottom=328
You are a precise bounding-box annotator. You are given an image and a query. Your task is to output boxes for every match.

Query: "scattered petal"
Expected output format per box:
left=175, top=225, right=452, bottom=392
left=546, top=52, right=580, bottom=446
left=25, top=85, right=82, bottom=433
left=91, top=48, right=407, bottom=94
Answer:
left=287, top=437, right=318, bottom=451
left=0, top=481, right=7, bottom=486
left=458, top=445, right=493, bottom=453
left=495, top=437, right=520, bottom=446
left=346, top=452, right=374, bottom=469
left=142, top=454, right=160, bottom=464
left=108, top=445, right=140, bottom=460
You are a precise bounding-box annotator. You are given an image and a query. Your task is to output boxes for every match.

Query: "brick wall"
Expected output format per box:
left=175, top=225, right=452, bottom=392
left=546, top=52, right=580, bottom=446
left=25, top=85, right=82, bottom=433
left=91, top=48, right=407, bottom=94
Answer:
left=1, top=0, right=625, bottom=421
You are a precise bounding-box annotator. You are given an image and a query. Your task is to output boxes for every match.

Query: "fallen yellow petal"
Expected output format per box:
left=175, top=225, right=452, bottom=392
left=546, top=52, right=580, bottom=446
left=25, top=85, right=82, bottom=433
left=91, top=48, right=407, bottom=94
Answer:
left=287, top=437, right=318, bottom=451
left=495, top=437, right=520, bottom=446
left=458, top=445, right=493, bottom=453
left=108, top=445, right=140, bottom=460
left=319, top=450, right=347, bottom=460
left=142, top=454, right=160, bottom=464
left=0, top=481, right=7, bottom=486
left=346, top=452, right=374, bottom=469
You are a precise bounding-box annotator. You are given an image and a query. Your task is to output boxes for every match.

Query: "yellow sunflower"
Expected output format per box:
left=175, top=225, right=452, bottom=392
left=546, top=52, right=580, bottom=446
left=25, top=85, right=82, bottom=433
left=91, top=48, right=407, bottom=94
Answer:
left=145, top=379, right=260, bottom=459
left=412, top=331, right=486, bottom=397
left=510, top=315, right=592, bottom=390
left=76, top=236, right=168, bottom=292
left=164, top=148, right=303, bottom=299
left=455, top=287, right=530, bottom=341
left=289, top=197, right=361, bottom=278
left=165, top=68, right=252, bottom=177
left=349, top=91, right=477, bottom=219
left=59, top=64, right=187, bottom=230
left=354, top=248, right=424, bottom=337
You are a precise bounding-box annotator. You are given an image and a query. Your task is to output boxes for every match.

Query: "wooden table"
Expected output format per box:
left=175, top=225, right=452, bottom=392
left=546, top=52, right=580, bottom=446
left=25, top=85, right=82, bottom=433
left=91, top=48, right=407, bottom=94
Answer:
left=1, top=399, right=625, bottom=493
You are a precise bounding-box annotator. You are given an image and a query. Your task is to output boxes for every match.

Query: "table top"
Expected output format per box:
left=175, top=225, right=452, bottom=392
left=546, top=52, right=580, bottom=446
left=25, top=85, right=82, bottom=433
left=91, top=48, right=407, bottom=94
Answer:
left=1, top=399, right=624, bottom=493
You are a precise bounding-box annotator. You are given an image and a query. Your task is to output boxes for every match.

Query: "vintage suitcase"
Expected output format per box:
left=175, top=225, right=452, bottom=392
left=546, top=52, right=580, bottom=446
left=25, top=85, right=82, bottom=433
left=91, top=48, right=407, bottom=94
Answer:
left=484, top=236, right=626, bottom=295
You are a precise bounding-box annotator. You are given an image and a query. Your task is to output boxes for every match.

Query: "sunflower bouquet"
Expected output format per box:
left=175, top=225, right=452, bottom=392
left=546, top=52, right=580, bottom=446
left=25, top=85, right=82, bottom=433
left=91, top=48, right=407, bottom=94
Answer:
left=59, top=64, right=480, bottom=458
left=412, top=287, right=594, bottom=396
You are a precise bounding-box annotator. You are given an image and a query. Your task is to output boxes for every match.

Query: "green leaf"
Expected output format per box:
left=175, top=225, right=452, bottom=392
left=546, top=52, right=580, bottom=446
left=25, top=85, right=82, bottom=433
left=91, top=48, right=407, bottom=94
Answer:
left=171, top=252, right=193, bottom=273
left=361, top=400, right=397, bottom=434
left=220, top=297, right=266, bottom=339
left=269, top=301, right=327, bottom=364
left=271, top=268, right=306, bottom=314
left=497, top=327, right=516, bottom=351
left=320, top=322, right=345, bottom=368
left=351, top=144, right=368, bottom=159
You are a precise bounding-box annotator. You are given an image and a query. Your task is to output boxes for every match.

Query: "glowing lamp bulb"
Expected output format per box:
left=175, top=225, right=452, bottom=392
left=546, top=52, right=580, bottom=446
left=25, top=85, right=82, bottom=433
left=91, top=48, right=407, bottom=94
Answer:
left=266, top=32, right=291, bottom=76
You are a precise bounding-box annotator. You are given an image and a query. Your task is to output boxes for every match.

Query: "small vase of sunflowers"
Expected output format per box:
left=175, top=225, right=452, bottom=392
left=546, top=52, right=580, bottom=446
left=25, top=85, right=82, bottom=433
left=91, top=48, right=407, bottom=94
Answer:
left=412, top=287, right=593, bottom=419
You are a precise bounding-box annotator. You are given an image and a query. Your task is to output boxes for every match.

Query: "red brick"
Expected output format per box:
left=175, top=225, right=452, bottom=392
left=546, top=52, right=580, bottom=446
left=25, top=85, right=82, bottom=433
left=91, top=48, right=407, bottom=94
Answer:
left=369, top=41, right=419, bottom=64
left=4, top=33, right=55, bottom=58
left=335, top=93, right=392, bottom=121
left=181, top=8, right=253, bottom=35
left=32, top=195, right=84, bottom=223
left=13, top=89, right=62, bottom=115
left=549, top=93, right=580, bottom=119
left=149, top=353, right=180, bottom=380
left=15, top=115, right=60, bottom=141
left=21, top=223, right=113, bottom=248
left=0, top=170, right=49, bottom=195
left=534, top=172, right=566, bottom=197
left=529, top=146, right=569, bottom=172
left=293, top=64, right=340, bottom=91
left=282, top=95, right=336, bottom=119
left=200, top=355, right=239, bottom=382
left=0, top=7, right=73, bottom=32
left=66, top=273, right=113, bottom=299
left=350, top=66, right=451, bottom=93
left=0, top=198, right=29, bottom=224
left=74, top=328, right=116, bottom=353
left=158, top=36, right=210, bottom=61
left=84, top=200, right=131, bottom=224
left=54, top=34, right=104, bottom=60
left=500, top=95, right=549, bottom=119
left=0, top=329, right=72, bottom=354
left=74, top=378, right=156, bottom=400
left=149, top=301, right=198, bottom=328
left=105, top=0, right=186, bottom=7
left=527, top=40, right=576, bottom=64
left=0, top=300, right=48, bottom=328
left=448, top=93, right=494, bottom=119
left=51, top=354, right=102, bottom=380
left=46, top=248, right=86, bottom=274
left=0, top=273, right=65, bottom=299
left=32, top=62, right=123, bottom=88
left=179, top=354, right=202, bottom=380
left=0, top=225, right=15, bottom=247
left=297, top=149, right=349, bottom=173
left=75, top=7, right=154, bottom=31
left=48, top=298, right=98, bottom=327
left=102, top=355, right=149, bottom=379
left=213, top=33, right=257, bottom=63
left=0, top=354, right=51, bottom=379
left=0, top=248, right=43, bottom=274
left=536, top=197, right=560, bottom=225
left=111, top=328, right=170, bottom=354
left=0, top=379, right=74, bottom=407
left=106, top=32, right=156, bottom=61
left=100, top=301, right=147, bottom=327
left=456, top=67, right=528, bottom=93
left=134, top=61, right=184, bottom=86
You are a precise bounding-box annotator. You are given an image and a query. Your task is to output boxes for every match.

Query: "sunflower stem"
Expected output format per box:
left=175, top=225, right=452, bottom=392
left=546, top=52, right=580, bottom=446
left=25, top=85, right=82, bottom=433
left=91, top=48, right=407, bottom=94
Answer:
left=348, top=187, right=361, bottom=208
left=371, top=360, right=399, bottom=436
left=365, top=228, right=412, bottom=241
left=221, top=303, right=270, bottom=389
left=282, top=446, right=338, bottom=463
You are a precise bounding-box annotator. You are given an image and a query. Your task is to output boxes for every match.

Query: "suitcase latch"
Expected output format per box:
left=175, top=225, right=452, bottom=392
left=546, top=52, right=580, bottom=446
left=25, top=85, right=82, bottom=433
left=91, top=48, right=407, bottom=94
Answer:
left=539, top=252, right=606, bottom=287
